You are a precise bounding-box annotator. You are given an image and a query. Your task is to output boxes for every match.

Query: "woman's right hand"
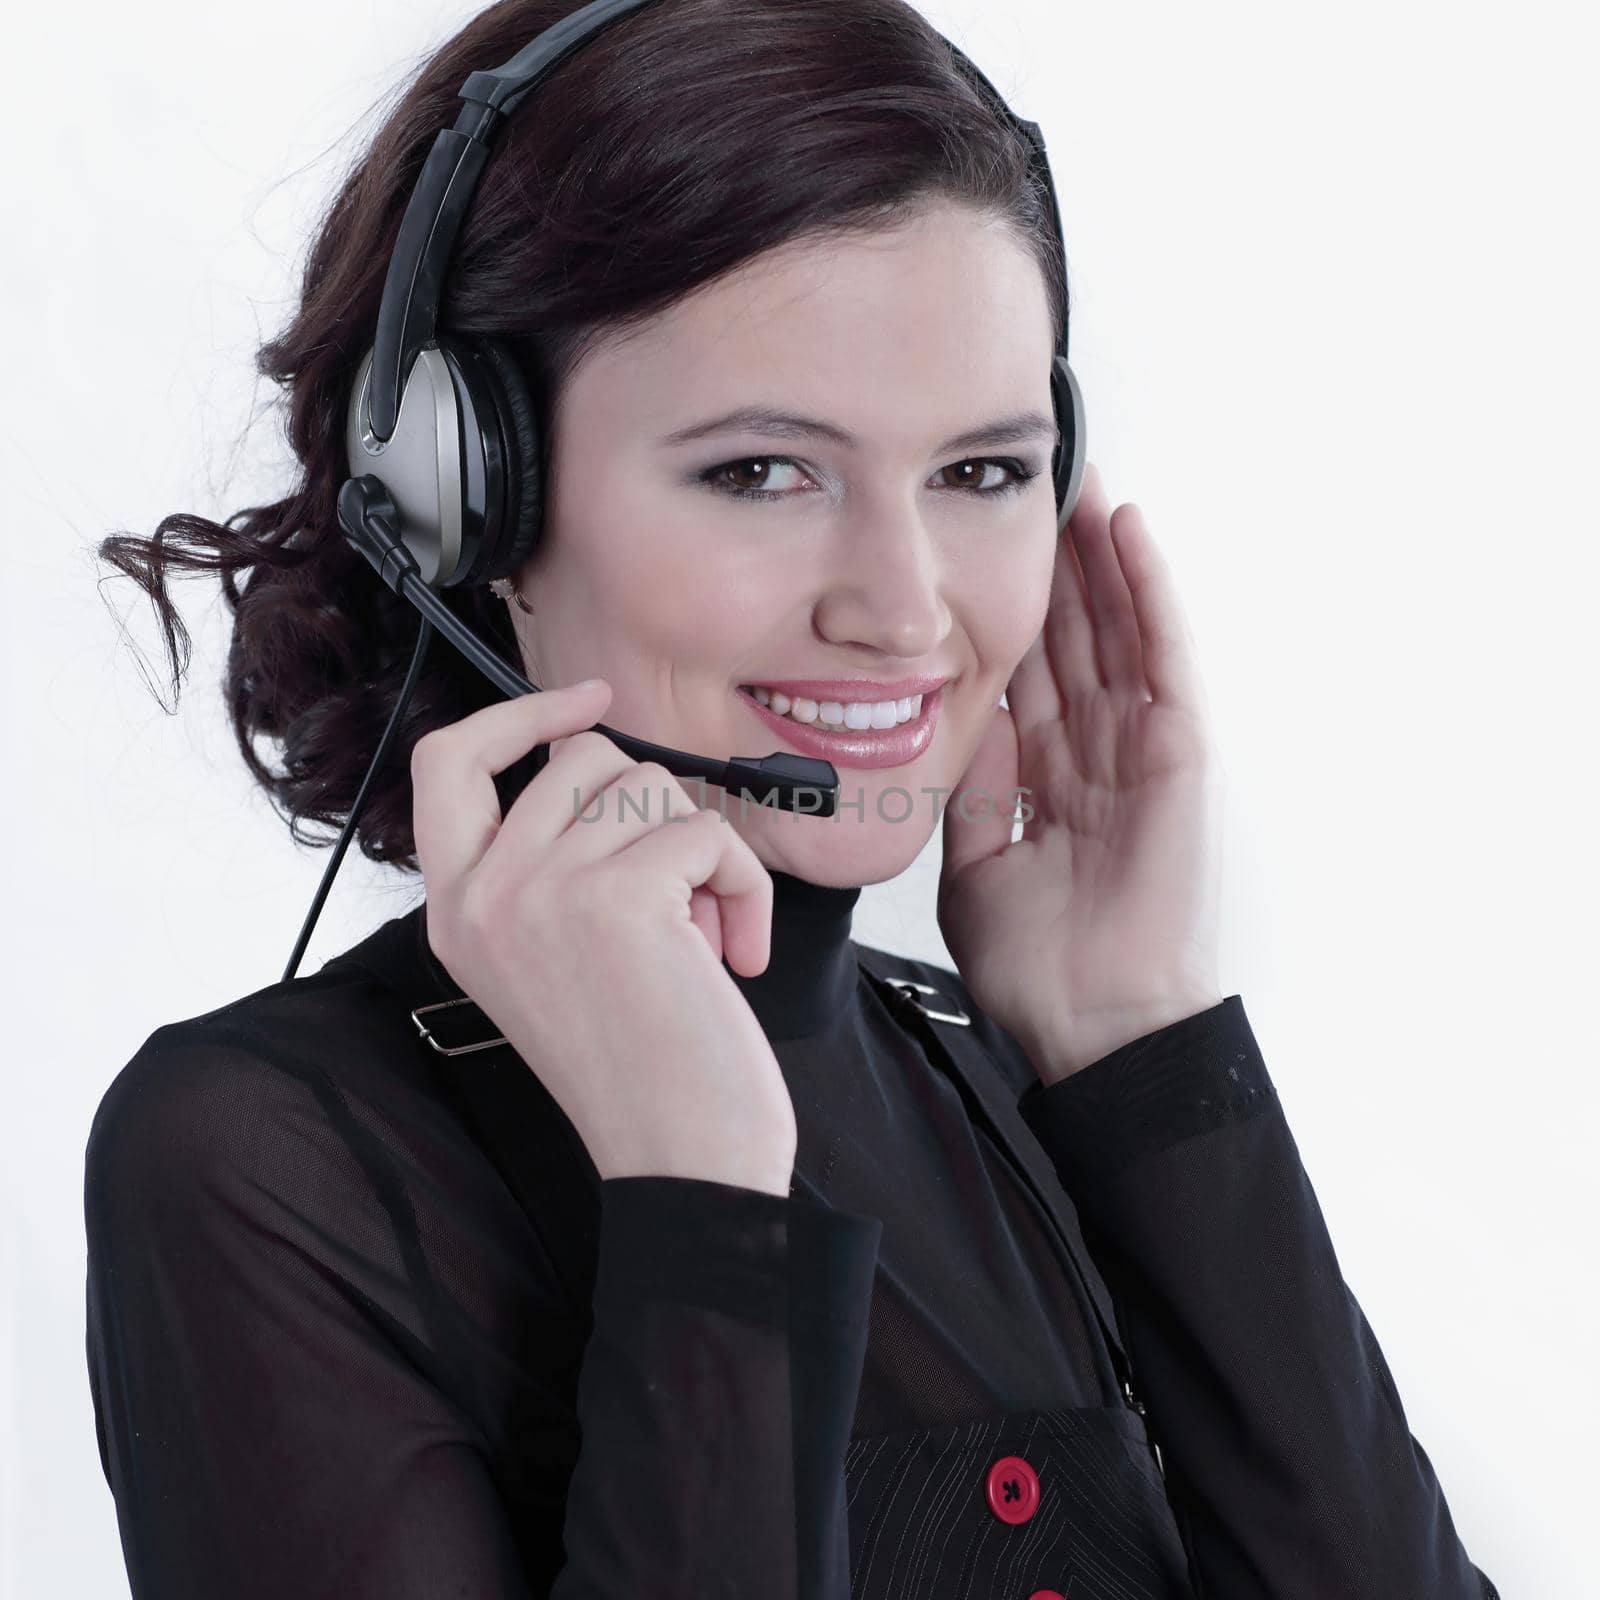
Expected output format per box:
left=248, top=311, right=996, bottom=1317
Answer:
left=411, top=677, right=796, bottom=1195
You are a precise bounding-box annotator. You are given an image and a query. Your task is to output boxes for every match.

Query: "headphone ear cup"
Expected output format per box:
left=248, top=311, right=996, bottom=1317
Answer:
left=469, top=337, right=544, bottom=584
left=434, top=333, right=544, bottom=589
left=1050, top=353, right=1086, bottom=528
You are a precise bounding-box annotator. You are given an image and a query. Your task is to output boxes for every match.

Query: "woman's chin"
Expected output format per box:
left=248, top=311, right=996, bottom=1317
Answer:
left=731, top=807, right=938, bottom=888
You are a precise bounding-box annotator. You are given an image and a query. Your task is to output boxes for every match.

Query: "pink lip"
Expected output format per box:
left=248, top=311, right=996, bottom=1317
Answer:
left=736, top=685, right=943, bottom=771
left=736, top=674, right=949, bottom=702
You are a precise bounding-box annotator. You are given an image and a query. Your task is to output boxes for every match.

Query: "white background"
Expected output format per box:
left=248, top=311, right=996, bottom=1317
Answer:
left=5, top=1, right=1596, bottom=1594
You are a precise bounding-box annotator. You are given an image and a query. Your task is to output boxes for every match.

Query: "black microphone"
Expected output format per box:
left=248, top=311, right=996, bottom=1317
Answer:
left=336, top=474, right=840, bottom=818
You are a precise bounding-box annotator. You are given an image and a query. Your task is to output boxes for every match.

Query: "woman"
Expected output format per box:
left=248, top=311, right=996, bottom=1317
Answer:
left=85, top=1, right=1499, bottom=1597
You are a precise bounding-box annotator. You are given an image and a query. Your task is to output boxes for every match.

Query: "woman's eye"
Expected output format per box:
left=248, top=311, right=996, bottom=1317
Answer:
left=699, top=455, right=1037, bottom=502
left=708, top=458, right=813, bottom=497
left=933, top=460, right=1029, bottom=494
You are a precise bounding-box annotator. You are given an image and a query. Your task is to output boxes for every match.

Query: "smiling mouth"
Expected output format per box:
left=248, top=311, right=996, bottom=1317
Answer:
left=732, top=682, right=944, bottom=771
left=734, top=684, right=925, bottom=732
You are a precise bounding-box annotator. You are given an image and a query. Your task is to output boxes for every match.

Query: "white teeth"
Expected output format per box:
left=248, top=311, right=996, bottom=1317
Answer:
left=742, top=686, right=924, bottom=730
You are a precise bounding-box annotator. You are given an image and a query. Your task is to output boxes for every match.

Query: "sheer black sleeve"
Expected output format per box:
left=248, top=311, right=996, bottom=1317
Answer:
left=83, top=1027, right=881, bottom=1599
left=1015, top=994, right=1500, bottom=1600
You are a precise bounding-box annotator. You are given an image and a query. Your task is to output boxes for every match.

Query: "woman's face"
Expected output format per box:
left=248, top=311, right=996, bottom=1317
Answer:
left=509, top=198, right=1060, bottom=888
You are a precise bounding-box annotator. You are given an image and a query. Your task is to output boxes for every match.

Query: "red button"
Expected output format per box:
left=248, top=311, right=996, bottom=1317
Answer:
left=983, top=1454, right=1040, bottom=1524
left=1027, top=1591, right=1066, bottom=1600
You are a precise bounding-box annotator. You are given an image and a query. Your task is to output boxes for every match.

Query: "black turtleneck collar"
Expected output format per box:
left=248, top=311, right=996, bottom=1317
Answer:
left=723, top=868, right=863, bottom=1042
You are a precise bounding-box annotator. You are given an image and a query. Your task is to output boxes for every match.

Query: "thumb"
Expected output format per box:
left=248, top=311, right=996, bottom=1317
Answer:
left=942, top=700, right=1021, bottom=880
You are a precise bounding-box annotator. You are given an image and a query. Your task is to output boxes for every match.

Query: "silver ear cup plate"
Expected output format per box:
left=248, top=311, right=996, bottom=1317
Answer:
left=345, top=346, right=464, bottom=588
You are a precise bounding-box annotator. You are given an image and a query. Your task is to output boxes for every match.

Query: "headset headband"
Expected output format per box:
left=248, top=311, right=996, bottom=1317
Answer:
left=362, top=0, right=1069, bottom=446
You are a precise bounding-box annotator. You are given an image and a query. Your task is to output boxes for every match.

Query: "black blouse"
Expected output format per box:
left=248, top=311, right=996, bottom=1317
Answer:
left=83, top=868, right=1499, bottom=1599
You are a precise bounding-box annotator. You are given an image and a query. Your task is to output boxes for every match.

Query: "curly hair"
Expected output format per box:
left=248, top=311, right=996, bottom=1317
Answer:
left=95, top=0, right=1068, bottom=873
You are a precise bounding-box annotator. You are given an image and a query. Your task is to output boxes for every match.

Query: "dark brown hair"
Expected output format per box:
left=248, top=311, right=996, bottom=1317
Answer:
left=95, top=0, right=1068, bottom=872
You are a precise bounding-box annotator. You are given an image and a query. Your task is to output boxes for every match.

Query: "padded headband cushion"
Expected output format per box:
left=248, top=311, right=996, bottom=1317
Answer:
left=469, top=335, right=544, bottom=580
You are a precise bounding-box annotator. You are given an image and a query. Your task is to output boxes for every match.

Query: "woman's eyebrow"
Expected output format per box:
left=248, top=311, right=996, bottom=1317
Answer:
left=656, top=405, right=1058, bottom=455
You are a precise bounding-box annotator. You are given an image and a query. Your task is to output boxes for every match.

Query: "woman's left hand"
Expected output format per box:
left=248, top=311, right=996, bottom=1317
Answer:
left=937, top=462, right=1228, bottom=1085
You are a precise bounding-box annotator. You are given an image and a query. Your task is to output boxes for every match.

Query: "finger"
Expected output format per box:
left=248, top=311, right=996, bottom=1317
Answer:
left=687, top=883, right=726, bottom=965
left=1110, top=505, right=1209, bottom=716
left=942, top=701, right=1021, bottom=878
left=411, top=678, right=612, bottom=893
left=1006, top=463, right=1100, bottom=749
left=1070, top=470, right=1146, bottom=693
left=1002, top=623, right=1059, bottom=753
left=542, top=756, right=711, bottom=873
left=1046, top=465, right=1104, bottom=699
left=618, top=807, right=773, bottom=978
left=515, top=728, right=641, bottom=850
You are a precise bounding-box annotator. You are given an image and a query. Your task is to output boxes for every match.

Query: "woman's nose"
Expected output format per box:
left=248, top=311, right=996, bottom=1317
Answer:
left=810, top=494, right=951, bottom=660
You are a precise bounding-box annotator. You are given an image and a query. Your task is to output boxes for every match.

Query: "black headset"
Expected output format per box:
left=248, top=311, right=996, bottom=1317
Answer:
left=285, top=0, right=1085, bottom=981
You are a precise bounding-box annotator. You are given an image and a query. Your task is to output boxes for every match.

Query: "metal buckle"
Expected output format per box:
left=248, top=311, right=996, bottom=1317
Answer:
left=882, top=977, right=972, bottom=1026
left=410, top=996, right=509, bottom=1057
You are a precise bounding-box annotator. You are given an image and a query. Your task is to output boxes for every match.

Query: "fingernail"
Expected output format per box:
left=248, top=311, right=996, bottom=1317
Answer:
left=571, top=677, right=606, bottom=691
